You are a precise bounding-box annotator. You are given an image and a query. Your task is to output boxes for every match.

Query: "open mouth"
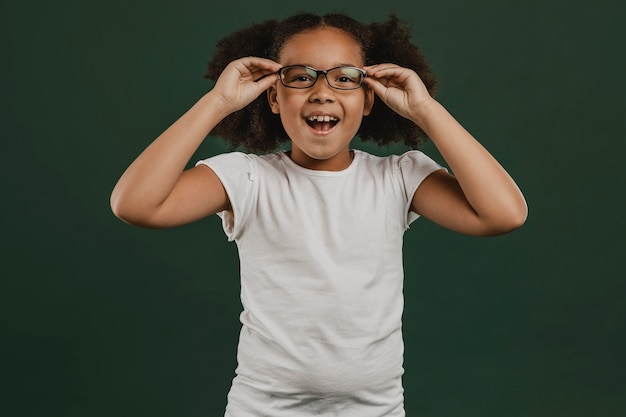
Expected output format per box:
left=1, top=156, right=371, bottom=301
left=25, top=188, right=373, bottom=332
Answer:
left=306, top=115, right=339, bottom=132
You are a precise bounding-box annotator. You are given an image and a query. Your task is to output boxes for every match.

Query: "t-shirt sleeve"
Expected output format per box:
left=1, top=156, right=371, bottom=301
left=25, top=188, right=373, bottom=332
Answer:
left=397, top=150, right=447, bottom=227
left=195, top=152, right=256, bottom=241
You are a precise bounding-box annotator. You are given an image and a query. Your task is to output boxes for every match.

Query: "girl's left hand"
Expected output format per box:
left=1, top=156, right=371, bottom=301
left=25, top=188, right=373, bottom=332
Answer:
left=363, top=64, right=434, bottom=123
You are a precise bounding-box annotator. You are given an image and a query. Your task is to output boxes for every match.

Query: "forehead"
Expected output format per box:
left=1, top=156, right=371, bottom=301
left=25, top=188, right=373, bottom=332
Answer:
left=279, top=27, right=364, bottom=68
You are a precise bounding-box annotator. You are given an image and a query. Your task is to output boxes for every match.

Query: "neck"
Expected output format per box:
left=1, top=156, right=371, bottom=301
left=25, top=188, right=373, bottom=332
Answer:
left=288, top=148, right=354, bottom=171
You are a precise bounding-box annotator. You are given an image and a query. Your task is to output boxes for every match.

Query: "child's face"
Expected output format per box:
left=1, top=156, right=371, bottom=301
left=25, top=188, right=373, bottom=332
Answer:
left=268, top=27, right=374, bottom=170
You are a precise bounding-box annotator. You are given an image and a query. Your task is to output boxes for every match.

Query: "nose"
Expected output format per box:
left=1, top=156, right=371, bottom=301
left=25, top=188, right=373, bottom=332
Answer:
left=308, top=75, right=335, bottom=103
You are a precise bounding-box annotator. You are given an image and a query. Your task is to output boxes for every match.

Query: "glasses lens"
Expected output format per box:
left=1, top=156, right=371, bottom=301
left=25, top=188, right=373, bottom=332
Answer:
left=327, top=67, right=364, bottom=89
left=280, top=66, right=317, bottom=88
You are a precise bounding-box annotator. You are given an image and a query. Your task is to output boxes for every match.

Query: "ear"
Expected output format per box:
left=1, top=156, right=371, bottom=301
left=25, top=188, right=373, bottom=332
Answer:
left=267, top=86, right=280, bottom=114
left=362, top=85, right=374, bottom=116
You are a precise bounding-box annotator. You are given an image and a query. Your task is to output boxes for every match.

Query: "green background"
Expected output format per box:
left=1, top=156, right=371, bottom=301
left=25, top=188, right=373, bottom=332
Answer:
left=2, top=0, right=624, bottom=416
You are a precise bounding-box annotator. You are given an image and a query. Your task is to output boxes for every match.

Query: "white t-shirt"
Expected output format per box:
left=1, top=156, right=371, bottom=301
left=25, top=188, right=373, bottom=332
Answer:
left=196, top=149, right=443, bottom=417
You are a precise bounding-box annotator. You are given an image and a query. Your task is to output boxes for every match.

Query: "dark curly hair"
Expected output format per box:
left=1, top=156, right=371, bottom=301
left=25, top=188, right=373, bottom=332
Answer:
left=205, top=12, right=437, bottom=153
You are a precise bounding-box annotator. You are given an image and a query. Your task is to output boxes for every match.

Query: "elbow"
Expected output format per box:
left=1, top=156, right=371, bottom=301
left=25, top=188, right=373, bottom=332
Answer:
left=109, top=190, right=147, bottom=227
left=110, top=192, right=167, bottom=229
left=513, top=204, right=529, bottom=229
left=497, top=212, right=527, bottom=235
left=510, top=197, right=529, bottom=230
left=485, top=184, right=528, bottom=235
left=110, top=202, right=155, bottom=228
left=481, top=203, right=528, bottom=236
left=110, top=192, right=134, bottom=224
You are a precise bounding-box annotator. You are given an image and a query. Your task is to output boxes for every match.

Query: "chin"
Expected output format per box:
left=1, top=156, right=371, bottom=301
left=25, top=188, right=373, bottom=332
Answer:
left=302, top=146, right=344, bottom=161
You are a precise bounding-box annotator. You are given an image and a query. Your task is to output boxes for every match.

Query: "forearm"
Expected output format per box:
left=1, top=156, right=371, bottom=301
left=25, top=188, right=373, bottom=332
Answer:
left=411, top=99, right=528, bottom=226
left=110, top=91, right=230, bottom=216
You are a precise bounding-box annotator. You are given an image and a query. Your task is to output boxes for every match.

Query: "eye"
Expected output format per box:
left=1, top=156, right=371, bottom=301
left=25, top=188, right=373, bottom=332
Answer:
left=281, top=66, right=318, bottom=87
left=336, top=75, right=358, bottom=83
left=291, top=74, right=315, bottom=82
left=330, top=67, right=363, bottom=87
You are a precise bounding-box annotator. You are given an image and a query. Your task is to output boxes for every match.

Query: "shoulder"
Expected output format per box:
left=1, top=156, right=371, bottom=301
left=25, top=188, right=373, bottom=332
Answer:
left=196, top=151, right=285, bottom=173
left=353, top=149, right=439, bottom=172
left=196, top=151, right=252, bottom=169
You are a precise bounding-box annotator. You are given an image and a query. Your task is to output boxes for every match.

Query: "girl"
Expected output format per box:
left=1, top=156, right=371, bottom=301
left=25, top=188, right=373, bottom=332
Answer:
left=111, top=12, right=527, bottom=417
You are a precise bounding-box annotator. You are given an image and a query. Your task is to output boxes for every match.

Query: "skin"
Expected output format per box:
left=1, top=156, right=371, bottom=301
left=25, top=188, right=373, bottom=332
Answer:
left=363, top=63, right=527, bottom=235
left=267, top=27, right=374, bottom=171
left=110, top=26, right=527, bottom=235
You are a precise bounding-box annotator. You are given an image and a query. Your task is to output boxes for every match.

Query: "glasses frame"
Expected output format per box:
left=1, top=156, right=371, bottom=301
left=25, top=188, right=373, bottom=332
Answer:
left=277, top=65, right=367, bottom=90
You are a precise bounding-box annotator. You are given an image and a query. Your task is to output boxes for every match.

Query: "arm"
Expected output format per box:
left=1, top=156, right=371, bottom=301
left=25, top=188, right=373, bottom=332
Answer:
left=364, top=64, right=527, bottom=236
left=110, top=57, right=281, bottom=228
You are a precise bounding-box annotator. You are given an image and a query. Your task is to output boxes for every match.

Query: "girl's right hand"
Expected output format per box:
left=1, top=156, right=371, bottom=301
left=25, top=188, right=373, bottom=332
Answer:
left=211, top=57, right=282, bottom=114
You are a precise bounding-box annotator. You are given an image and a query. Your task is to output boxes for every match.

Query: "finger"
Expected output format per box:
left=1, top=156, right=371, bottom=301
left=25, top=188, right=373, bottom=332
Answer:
left=239, top=56, right=282, bottom=73
left=364, top=63, right=401, bottom=76
left=362, top=76, right=390, bottom=99
left=254, top=72, right=280, bottom=91
left=367, top=67, right=410, bottom=82
left=250, top=67, right=278, bottom=81
left=366, top=64, right=419, bottom=83
left=228, top=58, right=280, bottom=82
left=363, top=63, right=398, bottom=70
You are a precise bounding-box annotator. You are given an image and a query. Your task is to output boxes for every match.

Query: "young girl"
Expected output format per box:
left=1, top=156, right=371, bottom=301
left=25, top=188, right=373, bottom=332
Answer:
left=111, top=12, right=527, bottom=417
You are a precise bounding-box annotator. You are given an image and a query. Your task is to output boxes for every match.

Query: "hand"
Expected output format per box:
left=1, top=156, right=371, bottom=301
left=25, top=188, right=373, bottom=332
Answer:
left=211, top=57, right=281, bottom=114
left=363, top=64, right=435, bottom=123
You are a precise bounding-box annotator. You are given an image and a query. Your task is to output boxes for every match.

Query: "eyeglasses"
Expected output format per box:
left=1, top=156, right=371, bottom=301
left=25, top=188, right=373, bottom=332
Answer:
left=278, top=65, right=367, bottom=90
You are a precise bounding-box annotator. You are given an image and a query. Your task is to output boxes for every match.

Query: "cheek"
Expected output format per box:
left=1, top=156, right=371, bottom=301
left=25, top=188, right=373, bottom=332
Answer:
left=274, top=90, right=293, bottom=111
left=277, top=93, right=306, bottom=118
left=348, top=97, right=368, bottom=118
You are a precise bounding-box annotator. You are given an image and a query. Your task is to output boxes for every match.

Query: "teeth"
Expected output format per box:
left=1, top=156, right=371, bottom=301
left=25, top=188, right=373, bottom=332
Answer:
left=307, top=115, right=338, bottom=122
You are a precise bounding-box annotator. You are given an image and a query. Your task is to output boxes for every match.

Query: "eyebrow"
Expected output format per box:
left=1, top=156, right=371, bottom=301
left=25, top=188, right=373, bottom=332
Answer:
left=287, top=63, right=360, bottom=69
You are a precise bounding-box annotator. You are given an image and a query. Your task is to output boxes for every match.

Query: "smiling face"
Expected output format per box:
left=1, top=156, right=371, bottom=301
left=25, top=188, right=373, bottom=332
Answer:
left=267, top=27, right=374, bottom=171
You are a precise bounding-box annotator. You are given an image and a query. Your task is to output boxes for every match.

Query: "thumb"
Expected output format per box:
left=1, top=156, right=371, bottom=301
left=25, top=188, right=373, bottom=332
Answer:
left=254, top=73, right=280, bottom=92
left=363, top=77, right=389, bottom=101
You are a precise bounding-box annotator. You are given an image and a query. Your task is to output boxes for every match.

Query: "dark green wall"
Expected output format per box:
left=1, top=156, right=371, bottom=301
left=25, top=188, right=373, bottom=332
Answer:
left=2, top=0, right=624, bottom=416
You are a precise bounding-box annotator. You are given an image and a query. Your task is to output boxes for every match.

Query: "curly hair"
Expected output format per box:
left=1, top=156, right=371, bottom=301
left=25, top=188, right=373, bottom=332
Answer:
left=205, top=13, right=437, bottom=153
